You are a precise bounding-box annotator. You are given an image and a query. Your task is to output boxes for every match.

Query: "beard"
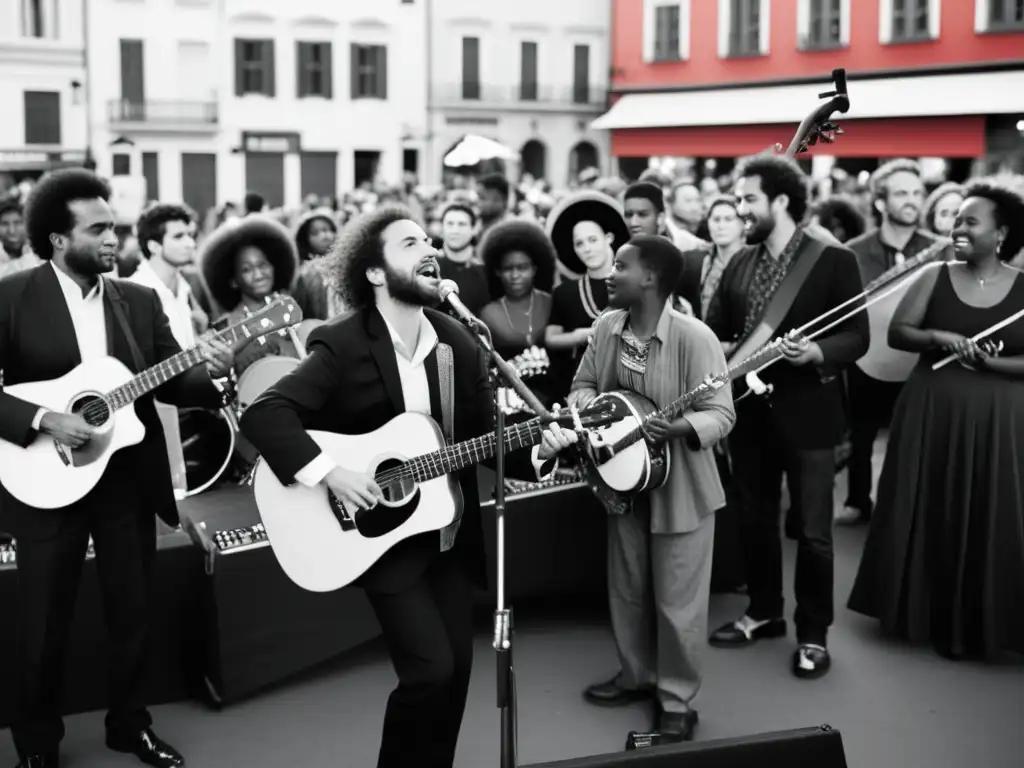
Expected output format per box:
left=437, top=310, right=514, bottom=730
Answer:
left=744, top=212, right=776, bottom=245
left=384, top=263, right=439, bottom=308
left=65, top=244, right=115, bottom=276
left=888, top=204, right=920, bottom=227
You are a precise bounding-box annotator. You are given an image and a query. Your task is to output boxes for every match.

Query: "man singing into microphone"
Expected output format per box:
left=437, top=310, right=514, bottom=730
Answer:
left=239, top=206, right=575, bottom=768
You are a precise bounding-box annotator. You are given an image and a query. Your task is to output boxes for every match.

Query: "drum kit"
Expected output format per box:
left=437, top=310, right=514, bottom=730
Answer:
left=174, top=316, right=324, bottom=498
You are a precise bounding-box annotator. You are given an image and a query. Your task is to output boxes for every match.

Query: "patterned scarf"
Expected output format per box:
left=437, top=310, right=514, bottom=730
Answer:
left=741, top=228, right=805, bottom=339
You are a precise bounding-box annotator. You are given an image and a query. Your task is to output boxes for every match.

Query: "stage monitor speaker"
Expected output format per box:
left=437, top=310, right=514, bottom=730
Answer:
left=177, top=487, right=383, bottom=707
left=523, top=725, right=847, bottom=768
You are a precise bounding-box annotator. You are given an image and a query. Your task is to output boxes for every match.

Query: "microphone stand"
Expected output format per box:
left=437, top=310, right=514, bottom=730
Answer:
left=463, top=319, right=553, bottom=768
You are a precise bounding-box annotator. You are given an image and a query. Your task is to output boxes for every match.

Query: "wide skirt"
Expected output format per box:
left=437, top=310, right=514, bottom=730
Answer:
left=847, top=363, right=1024, bottom=659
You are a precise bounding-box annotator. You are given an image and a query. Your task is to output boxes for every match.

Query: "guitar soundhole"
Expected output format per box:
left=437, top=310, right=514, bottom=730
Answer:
left=71, top=395, right=110, bottom=428
left=352, top=458, right=420, bottom=539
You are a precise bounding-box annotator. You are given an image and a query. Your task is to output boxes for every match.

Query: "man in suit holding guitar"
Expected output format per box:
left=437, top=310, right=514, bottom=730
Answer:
left=0, top=169, right=235, bottom=768
left=239, top=205, right=575, bottom=768
left=705, top=155, right=869, bottom=680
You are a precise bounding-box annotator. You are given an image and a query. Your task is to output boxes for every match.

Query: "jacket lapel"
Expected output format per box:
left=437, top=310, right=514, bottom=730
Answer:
left=36, top=264, right=83, bottom=369
left=102, top=278, right=138, bottom=372
left=424, top=350, right=443, bottom=427
left=365, top=307, right=406, bottom=414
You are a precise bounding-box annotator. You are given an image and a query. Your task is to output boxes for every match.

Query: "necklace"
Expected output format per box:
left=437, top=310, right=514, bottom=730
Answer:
left=501, top=290, right=535, bottom=343
left=973, top=263, right=1008, bottom=289
left=579, top=274, right=609, bottom=320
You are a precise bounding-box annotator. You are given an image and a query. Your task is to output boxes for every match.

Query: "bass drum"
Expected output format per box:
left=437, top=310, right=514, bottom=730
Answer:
left=177, top=407, right=237, bottom=498
left=234, top=356, right=301, bottom=465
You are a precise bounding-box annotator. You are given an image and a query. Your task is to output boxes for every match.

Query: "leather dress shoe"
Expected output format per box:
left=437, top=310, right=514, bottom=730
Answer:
left=15, top=755, right=59, bottom=768
left=659, top=710, right=699, bottom=742
left=583, top=676, right=655, bottom=707
left=106, top=729, right=184, bottom=767
left=793, top=644, right=831, bottom=679
left=709, top=616, right=787, bottom=647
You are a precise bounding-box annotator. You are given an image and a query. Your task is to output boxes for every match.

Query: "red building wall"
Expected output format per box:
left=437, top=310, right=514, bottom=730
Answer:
left=611, top=0, right=1024, bottom=90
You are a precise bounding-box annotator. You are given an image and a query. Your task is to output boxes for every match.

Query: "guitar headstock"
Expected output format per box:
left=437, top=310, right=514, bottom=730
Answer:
left=784, top=68, right=850, bottom=158
left=227, top=297, right=304, bottom=348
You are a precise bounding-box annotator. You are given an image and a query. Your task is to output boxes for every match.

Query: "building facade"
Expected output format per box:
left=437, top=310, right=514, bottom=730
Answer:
left=86, top=0, right=427, bottom=217
left=0, top=0, right=88, bottom=191
left=425, top=0, right=612, bottom=186
left=594, top=0, right=1024, bottom=180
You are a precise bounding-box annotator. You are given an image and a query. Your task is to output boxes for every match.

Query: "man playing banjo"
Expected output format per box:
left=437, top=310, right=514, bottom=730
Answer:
left=534, top=235, right=735, bottom=744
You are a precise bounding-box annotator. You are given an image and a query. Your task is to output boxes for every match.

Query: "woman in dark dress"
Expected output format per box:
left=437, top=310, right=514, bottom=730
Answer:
left=543, top=191, right=629, bottom=401
left=848, top=179, right=1024, bottom=660
left=477, top=219, right=556, bottom=415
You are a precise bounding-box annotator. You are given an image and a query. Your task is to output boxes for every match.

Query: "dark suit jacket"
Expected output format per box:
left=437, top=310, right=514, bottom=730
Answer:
left=845, top=228, right=946, bottom=286
left=705, top=237, right=870, bottom=449
left=0, top=264, right=221, bottom=529
left=239, top=306, right=531, bottom=594
left=676, top=247, right=713, bottom=321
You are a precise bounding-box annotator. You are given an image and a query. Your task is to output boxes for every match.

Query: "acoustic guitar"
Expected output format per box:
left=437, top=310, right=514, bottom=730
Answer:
left=0, top=297, right=301, bottom=510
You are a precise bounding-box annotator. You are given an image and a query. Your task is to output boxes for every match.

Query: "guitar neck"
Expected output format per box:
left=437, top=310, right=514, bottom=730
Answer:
left=864, top=239, right=949, bottom=293
left=405, top=419, right=546, bottom=483
left=104, top=321, right=250, bottom=411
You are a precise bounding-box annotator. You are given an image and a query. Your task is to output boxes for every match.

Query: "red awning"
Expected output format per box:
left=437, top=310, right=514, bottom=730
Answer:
left=610, top=117, right=986, bottom=159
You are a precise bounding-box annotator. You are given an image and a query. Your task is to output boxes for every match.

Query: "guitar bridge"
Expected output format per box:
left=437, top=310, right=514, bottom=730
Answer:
left=327, top=490, right=357, bottom=532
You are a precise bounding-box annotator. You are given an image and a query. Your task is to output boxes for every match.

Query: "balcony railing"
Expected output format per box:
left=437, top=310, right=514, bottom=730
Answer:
left=437, top=84, right=607, bottom=109
left=108, top=100, right=219, bottom=126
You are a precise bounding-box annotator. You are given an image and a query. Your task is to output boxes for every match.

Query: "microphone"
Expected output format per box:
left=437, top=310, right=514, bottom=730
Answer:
left=438, top=279, right=482, bottom=330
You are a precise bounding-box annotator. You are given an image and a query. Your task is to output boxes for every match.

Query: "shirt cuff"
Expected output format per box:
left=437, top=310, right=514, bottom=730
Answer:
left=681, top=413, right=718, bottom=450
left=294, top=452, right=336, bottom=487
left=32, top=408, right=48, bottom=431
left=530, top=444, right=558, bottom=481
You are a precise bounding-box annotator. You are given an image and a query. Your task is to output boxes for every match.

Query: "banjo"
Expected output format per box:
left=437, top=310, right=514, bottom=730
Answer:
left=577, top=342, right=783, bottom=516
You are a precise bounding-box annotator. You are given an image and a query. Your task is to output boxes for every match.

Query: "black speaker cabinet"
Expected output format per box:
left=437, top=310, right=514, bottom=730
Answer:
left=524, top=725, right=847, bottom=768
left=177, top=487, right=383, bottom=706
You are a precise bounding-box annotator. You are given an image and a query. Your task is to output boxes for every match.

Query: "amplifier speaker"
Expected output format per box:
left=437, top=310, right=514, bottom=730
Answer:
left=176, top=487, right=383, bottom=707
left=523, top=725, right=847, bottom=768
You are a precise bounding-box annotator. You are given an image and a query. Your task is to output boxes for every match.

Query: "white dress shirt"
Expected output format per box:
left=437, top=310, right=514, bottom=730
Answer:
left=123, top=259, right=195, bottom=349
left=293, top=311, right=439, bottom=487
left=32, top=263, right=108, bottom=429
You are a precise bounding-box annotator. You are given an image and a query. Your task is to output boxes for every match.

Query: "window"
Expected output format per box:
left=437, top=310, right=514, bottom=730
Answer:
left=891, top=0, right=931, bottom=41
left=520, top=42, right=538, bottom=101
left=112, top=154, right=131, bottom=176
left=120, top=40, right=145, bottom=104
left=354, top=150, right=381, bottom=187
left=234, top=39, right=275, bottom=97
left=807, top=0, right=843, bottom=48
left=350, top=44, right=387, bottom=99
left=297, top=42, right=333, bottom=98
left=573, top=45, right=591, bottom=104
left=21, top=0, right=43, bottom=38
left=989, top=0, right=1024, bottom=30
left=654, top=4, right=681, bottom=61
left=729, top=0, right=762, bottom=56
left=24, top=91, right=61, bottom=145
left=462, top=37, right=480, bottom=100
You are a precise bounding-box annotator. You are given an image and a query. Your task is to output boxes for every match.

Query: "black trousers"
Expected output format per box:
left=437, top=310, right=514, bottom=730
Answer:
left=730, top=402, right=836, bottom=646
left=366, top=552, right=474, bottom=768
left=11, top=470, right=156, bottom=758
left=845, top=366, right=903, bottom=515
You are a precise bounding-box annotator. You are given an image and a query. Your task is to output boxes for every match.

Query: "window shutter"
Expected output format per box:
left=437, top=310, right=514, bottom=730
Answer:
left=296, top=42, right=308, bottom=97
left=376, top=46, right=387, bottom=99
left=321, top=43, right=333, bottom=99
left=264, top=40, right=276, bottom=97
left=350, top=44, right=360, bottom=98
left=234, top=39, right=244, bottom=95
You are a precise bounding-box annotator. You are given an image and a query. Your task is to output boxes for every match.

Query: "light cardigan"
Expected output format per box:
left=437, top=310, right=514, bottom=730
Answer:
left=554, top=301, right=734, bottom=534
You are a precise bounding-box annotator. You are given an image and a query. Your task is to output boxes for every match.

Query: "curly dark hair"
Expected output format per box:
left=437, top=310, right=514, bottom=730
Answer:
left=478, top=173, right=510, bottom=200
left=735, top=154, right=809, bottom=224
left=320, top=204, right=416, bottom=310
left=0, top=195, right=23, bottom=219
left=136, top=202, right=196, bottom=258
left=812, top=195, right=866, bottom=243
left=479, top=219, right=557, bottom=299
left=441, top=202, right=477, bottom=226
left=624, top=182, right=665, bottom=214
left=962, top=179, right=1024, bottom=262
left=24, top=169, right=111, bottom=260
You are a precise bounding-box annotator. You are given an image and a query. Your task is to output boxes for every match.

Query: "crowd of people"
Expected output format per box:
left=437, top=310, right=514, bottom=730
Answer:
left=0, top=154, right=1022, bottom=768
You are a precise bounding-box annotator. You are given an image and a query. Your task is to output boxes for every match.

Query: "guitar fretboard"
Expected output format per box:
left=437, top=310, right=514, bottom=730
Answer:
left=387, top=419, right=547, bottom=485
left=106, top=322, right=252, bottom=411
